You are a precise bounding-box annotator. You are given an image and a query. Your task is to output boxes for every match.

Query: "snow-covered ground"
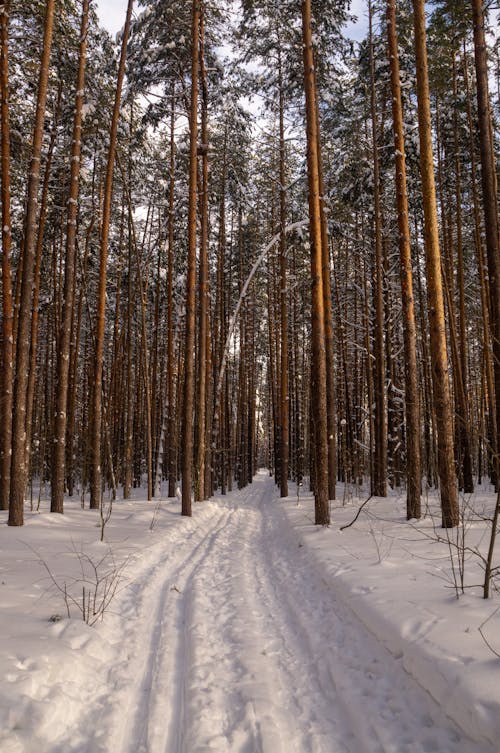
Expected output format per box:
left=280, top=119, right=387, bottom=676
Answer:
left=0, top=471, right=498, bottom=753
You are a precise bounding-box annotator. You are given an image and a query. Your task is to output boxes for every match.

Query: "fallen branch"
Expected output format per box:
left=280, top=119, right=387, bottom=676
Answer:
left=340, top=494, right=373, bottom=531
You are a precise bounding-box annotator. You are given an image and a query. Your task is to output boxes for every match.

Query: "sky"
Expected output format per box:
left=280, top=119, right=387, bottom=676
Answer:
left=96, top=0, right=369, bottom=41
left=95, top=0, right=129, bottom=36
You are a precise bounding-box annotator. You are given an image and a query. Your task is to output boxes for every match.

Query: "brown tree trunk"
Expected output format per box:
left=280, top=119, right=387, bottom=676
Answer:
left=195, top=7, right=210, bottom=502
left=90, top=0, right=133, bottom=509
left=412, top=0, right=458, bottom=527
left=386, top=0, right=421, bottom=518
left=301, top=0, right=329, bottom=525
left=123, top=221, right=134, bottom=499
left=0, top=1, right=13, bottom=511
left=315, top=99, right=336, bottom=501
left=369, top=0, right=387, bottom=498
left=9, top=0, right=56, bottom=526
left=452, top=58, right=473, bottom=494
left=471, top=0, right=500, bottom=486
left=463, top=46, right=497, bottom=486
left=278, top=43, right=289, bottom=498
left=51, top=0, right=89, bottom=514
left=167, top=82, right=177, bottom=498
left=181, top=0, right=201, bottom=516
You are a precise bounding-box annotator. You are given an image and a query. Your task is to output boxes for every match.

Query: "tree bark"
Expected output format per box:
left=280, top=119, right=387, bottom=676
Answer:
left=0, top=0, right=13, bottom=511
left=181, top=0, right=201, bottom=516
left=8, top=0, right=56, bottom=526
left=277, top=42, right=289, bottom=498
left=301, top=0, right=329, bottom=525
left=51, top=0, right=89, bottom=514
left=386, top=0, right=421, bottom=518
left=412, top=0, right=458, bottom=527
left=369, top=0, right=387, bottom=498
left=195, top=6, right=210, bottom=502
left=90, top=0, right=133, bottom=509
left=471, top=0, right=500, bottom=487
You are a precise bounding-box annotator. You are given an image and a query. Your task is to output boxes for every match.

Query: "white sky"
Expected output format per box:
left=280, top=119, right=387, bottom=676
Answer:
left=95, top=0, right=130, bottom=36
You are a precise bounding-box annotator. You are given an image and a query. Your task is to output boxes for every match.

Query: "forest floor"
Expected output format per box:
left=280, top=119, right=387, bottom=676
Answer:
left=0, top=471, right=499, bottom=753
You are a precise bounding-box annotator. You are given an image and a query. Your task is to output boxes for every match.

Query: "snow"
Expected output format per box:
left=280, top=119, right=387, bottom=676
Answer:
left=0, top=473, right=498, bottom=753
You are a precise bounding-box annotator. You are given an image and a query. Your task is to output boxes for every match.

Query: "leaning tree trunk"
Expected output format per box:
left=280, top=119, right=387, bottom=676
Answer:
left=51, top=0, right=89, bottom=514
left=301, top=0, right=330, bottom=525
left=412, top=0, right=458, bottom=527
left=90, top=0, right=133, bottom=509
left=8, top=0, right=56, bottom=526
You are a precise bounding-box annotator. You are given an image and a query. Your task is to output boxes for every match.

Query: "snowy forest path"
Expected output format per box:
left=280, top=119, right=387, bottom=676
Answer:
left=54, top=472, right=490, bottom=753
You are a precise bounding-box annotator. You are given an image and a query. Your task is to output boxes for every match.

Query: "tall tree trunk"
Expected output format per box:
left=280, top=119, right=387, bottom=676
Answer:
left=195, top=7, right=209, bottom=502
left=90, top=0, right=133, bottom=509
left=181, top=0, right=201, bottom=517
left=25, top=89, right=60, bottom=496
left=315, top=99, right=336, bottom=501
left=452, top=57, right=473, bottom=494
left=471, top=0, right=500, bottom=486
left=369, top=0, right=387, bottom=498
left=0, top=0, right=13, bottom=511
left=123, top=221, right=134, bottom=499
left=8, top=0, right=56, bottom=526
left=301, top=0, right=329, bottom=525
left=412, top=0, right=458, bottom=527
left=51, top=0, right=89, bottom=514
left=386, top=0, right=421, bottom=518
left=278, top=42, right=289, bottom=498
left=463, top=46, right=497, bottom=486
left=166, top=84, right=177, bottom=498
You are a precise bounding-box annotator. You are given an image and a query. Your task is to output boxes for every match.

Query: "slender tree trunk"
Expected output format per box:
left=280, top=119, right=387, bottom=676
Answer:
left=123, top=222, right=134, bottom=499
left=167, top=82, right=177, bottom=497
left=452, top=57, right=473, bottom=494
left=369, top=0, right=387, bottom=498
left=387, top=0, right=421, bottom=518
left=181, top=0, right=201, bottom=516
left=8, top=0, right=56, bottom=526
left=0, top=0, right=13, bottom=511
left=51, top=0, right=89, bottom=513
left=90, top=0, right=133, bottom=509
left=471, top=0, right=500, bottom=488
left=301, top=0, right=329, bottom=525
left=195, top=7, right=209, bottom=502
left=463, top=50, right=497, bottom=487
left=277, top=43, right=289, bottom=498
left=122, top=171, right=153, bottom=500
left=412, top=0, right=458, bottom=527
left=315, top=99, right=336, bottom=501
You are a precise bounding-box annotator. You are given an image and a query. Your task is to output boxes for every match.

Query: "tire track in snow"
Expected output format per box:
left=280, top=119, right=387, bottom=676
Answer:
left=175, top=488, right=274, bottom=753
left=173, top=478, right=351, bottom=753
left=50, top=505, right=231, bottom=753
left=231, top=479, right=353, bottom=753
left=118, top=507, right=233, bottom=753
